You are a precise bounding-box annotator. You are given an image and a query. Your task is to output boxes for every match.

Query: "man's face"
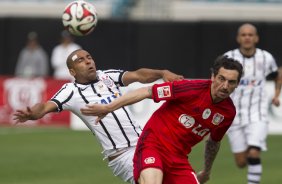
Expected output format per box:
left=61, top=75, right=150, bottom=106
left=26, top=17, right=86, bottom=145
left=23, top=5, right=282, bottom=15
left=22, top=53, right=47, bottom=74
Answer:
left=211, top=67, right=239, bottom=102
left=70, top=50, right=97, bottom=83
left=237, top=25, right=258, bottom=50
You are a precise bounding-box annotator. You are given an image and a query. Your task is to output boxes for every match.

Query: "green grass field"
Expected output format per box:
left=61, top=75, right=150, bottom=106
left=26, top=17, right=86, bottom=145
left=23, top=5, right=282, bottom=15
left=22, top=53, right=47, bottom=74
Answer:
left=0, top=127, right=281, bottom=184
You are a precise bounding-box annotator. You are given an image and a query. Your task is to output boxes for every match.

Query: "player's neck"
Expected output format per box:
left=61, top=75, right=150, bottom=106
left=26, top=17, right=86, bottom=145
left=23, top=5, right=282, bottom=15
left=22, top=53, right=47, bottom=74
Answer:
left=239, top=48, right=256, bottom=58
left=210, top=87, right=224, bottom=104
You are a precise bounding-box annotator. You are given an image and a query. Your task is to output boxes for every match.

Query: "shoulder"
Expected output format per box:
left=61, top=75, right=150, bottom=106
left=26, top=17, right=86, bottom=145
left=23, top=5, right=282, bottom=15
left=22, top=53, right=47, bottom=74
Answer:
left=37, top=47, right=48, bottom=54
left=221, top=97, right=236, bottom=117
left=172, top=79, right=210, bottom=92
left=224, top=49, right=239, bottom=57
left=96, top=70, right=103, bottom=76
left=97, top=69, right=121, bottom=77
left=103, top=69, right=125, bottom=74
left=256, top=49, right=277, bottom=66
left=59, top=82, right=76, bottom=91
left=52, top=44, right=61, bottom=50
left=256, top=48, right=274, bottom=58
left=102, top=69, right=126, bottom=80
left=71, top=43, right=81, bottom=49
left=175, top=79, right=210, bottom=87
left=51, top=82, right=75, bottom=100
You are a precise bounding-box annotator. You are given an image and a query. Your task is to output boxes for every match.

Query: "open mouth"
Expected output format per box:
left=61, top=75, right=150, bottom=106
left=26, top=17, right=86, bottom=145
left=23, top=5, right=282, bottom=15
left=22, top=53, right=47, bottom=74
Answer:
left=219, top=90, right=228, bottom=96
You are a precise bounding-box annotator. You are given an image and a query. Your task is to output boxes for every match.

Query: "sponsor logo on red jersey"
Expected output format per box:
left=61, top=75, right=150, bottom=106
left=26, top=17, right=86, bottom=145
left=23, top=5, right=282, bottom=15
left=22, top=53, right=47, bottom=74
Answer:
left=202, top=108, right=211, bottom=119
left=212, top=113, right=224, bottom=125
left=178, top=114, right=195, bottom=128
left=157, top=86, right=171, bottom=98
left=144, top=157, right=155, bottom=164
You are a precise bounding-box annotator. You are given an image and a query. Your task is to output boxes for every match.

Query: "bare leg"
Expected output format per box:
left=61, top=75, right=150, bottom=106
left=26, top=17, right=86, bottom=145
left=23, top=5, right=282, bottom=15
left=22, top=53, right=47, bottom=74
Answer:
left=234, top=151, right=248, bottom=168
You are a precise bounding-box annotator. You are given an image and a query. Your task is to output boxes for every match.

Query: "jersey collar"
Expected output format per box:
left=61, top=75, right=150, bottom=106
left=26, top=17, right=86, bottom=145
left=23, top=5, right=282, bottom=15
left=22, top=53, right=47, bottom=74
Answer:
left=74, top=79, right=99, bottom=85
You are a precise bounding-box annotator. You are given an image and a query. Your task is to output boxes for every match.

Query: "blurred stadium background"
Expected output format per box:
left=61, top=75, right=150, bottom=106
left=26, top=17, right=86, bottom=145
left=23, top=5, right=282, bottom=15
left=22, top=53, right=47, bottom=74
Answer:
left=0, top=0, right=282, bottom=183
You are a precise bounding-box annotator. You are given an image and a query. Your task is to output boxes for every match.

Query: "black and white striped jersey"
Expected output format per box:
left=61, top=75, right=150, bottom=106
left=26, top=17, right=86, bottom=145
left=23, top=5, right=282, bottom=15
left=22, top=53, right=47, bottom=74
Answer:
left=224, top=48, right=278, bottom=126
left=50, top=69, right=142, bottom=153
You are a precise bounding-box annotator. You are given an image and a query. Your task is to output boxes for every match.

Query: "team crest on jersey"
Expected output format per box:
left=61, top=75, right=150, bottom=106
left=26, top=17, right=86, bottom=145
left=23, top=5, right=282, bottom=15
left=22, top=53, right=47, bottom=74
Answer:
left=212, top=113, right=224, bottom=125
left=98, top=83, right=104, bottom=89
left=101, top=75, right=114, bottom=88
left=178, top=114, right=195, bottom=128
left=95, top=81, right=109, bottom=93
left=202, top=108, right=211, bottom=119
left=157, top=86, right=171, bottom=98
left=144, top=157, right=155, bottom=164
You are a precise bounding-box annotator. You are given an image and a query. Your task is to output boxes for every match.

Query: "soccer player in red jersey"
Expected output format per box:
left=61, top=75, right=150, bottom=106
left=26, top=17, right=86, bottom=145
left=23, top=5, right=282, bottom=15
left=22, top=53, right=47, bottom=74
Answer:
left=81, top=55, right=243, bottom=184
left=224, top=23, right=282, bottom=184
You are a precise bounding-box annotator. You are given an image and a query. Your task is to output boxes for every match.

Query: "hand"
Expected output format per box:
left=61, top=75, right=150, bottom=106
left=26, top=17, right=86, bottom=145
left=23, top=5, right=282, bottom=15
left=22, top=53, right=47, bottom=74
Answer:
left=80, top=104, right=109, bottom=124
left=162, top=70, right=184, bottom=82
left=196, top=170, right=210, bottom=184
left=13, top=107, right=34, bottom=124
left=272, top=97, right=280, bottom=107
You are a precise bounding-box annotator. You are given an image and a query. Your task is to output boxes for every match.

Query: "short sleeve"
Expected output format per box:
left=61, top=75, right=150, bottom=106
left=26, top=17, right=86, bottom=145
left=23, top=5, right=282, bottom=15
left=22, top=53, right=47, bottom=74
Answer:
left=103, top=69, right=126, bottom=87
left=50, top=83, right=74, bottom=112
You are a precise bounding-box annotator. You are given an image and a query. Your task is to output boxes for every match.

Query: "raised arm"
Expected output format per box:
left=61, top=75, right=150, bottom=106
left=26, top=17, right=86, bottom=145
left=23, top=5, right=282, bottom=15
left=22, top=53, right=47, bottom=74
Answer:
left=13, top=101, right=58, bottom=123
left=81, top=86, right=152, bottom=122
left=197, top=136, right=221, bottom=184
left=122, top=68, right=184, bottom=86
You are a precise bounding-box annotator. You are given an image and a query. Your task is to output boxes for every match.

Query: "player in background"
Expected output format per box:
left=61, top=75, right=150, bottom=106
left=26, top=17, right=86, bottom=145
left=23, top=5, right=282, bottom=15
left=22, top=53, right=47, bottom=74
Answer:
left=80, top=56, right=243, bottom=184
left=51, top=30, right=81, bottom=81
left=13, top=49, right=184, bottom=184
left=223, top=23, right=282, bottom=184
left=15, top=31, right=49, bottom=77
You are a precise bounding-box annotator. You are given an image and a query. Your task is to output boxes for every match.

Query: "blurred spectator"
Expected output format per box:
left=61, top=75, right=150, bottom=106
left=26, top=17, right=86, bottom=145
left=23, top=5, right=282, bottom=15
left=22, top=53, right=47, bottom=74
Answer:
left=51, top=30, right=81, bottom=80
left=15, top=31, right=49, bottom=77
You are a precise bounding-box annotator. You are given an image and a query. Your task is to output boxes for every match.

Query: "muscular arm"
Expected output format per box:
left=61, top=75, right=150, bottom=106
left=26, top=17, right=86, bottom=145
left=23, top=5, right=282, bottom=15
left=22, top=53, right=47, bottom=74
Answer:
left=13, top=101, right=58, bottom=123
left=81, top=86, right=152, bottom=122
left=197, top=136, right=221, bottom=184
left=122, top=68, right=183, bottom=86
left=108, top=86, right=152, bottom=109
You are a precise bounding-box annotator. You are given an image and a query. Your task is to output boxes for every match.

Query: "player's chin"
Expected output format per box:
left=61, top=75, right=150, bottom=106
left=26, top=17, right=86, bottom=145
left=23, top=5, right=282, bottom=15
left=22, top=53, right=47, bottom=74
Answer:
left=218, top=92, right=229, bottom=99
left=85, top=73, right=96, bottom=81
left=88, top=69, right=96, bottom=77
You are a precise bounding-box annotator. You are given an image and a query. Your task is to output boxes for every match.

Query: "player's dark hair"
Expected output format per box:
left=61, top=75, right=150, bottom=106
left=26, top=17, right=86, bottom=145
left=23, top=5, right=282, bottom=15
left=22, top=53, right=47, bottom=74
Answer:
left=211, top=55, right=243, bottom=81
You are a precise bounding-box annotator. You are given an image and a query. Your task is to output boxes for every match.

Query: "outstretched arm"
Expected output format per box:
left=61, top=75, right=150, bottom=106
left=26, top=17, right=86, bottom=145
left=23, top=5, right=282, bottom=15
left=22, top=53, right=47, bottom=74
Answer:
left=122, top=68, right=184, bottom=86
left=81, top=86, right=152, bottom=123
left=13, top=101, right=57, bottom=123
left=197, top=136, right=221, bottom=184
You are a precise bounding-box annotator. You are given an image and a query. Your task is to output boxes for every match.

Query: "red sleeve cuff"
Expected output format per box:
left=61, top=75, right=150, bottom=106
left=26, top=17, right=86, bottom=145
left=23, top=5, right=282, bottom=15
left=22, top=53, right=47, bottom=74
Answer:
left=152, top=82, right=173, bottom=103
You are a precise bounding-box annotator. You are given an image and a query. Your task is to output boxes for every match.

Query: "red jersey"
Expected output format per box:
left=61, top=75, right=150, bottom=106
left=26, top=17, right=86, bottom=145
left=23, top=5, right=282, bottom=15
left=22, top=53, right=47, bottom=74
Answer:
left=141, top=79, right=236, bottom=156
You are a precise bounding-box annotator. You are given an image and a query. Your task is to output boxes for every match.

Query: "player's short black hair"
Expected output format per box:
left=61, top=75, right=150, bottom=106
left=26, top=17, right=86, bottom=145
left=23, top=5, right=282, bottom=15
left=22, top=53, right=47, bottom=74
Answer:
left=211, top=55, right=243, bottom=81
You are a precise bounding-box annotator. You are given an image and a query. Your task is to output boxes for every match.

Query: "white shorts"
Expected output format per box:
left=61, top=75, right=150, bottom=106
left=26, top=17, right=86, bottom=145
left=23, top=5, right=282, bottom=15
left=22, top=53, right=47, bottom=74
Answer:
left=227, top=122, right=268, bottom=153
left=108, top=146, right=135, bottom=184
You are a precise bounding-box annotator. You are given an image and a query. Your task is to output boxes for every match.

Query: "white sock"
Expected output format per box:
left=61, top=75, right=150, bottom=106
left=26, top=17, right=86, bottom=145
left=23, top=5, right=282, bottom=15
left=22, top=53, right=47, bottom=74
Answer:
left=247, top=159, right=262, bottom=184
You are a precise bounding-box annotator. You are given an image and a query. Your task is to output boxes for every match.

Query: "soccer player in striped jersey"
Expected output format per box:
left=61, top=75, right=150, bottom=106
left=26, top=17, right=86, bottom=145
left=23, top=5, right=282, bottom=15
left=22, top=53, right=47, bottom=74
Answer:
left=80, top=56, right=243, bottom=184
left=224, top=23, right=282, bottom=184
left=13, top=49, right=184, bottom=184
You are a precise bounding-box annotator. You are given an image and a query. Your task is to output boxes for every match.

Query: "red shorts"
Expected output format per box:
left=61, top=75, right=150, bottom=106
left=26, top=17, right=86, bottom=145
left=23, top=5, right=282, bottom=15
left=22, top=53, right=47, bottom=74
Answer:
left=133, top=137, right=199, bottom=184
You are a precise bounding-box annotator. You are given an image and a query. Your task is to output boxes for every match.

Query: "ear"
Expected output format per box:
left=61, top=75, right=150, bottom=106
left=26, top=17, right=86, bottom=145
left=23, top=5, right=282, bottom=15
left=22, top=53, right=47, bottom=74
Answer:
left=254, top=35, right=259, bottom=44
left=69, top=68, right=76, bottom=77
